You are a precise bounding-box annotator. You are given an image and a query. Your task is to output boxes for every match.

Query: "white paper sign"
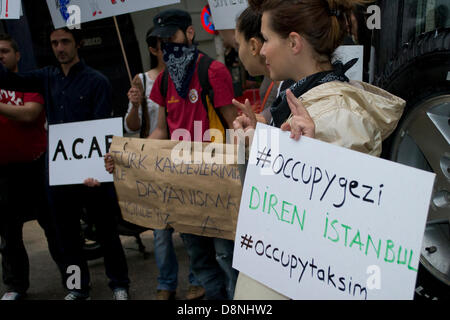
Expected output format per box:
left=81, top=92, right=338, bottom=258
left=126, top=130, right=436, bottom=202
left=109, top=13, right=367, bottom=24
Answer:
left=208, top=0, right=248, bottom=30
left=46, top=0, right=180, bottom=29
left=49, top=117, right=123, bottom=186
left=233, top=123, right=435, bottom=300
left=0, top=0, right=22, bottom=19
left=333, top=45, right=364, bottom=81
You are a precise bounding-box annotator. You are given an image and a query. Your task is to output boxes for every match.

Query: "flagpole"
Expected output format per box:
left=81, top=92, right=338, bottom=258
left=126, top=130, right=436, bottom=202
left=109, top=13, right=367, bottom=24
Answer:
left=113, top=15, right=132, bottom=85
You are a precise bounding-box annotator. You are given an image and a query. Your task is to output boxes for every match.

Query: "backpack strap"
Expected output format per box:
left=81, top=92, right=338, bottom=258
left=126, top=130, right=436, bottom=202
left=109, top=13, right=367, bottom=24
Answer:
left=197, top=54, right=228, bottom=129
left=139, top=73, right=149, bottom=138
left=160, top=68, right=169, bottom=100
left=159, top=69, right=171, bottom=138
left=197, top=54, right=214, bottom=106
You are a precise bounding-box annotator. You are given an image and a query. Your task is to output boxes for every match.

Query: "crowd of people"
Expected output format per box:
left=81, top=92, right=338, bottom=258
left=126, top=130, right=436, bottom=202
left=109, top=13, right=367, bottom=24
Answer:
left=0, top=0, right=405, bottom=301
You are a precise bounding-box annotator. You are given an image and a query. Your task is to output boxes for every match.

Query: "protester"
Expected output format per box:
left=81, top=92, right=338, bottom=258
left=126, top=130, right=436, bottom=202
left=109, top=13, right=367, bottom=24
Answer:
left=0, top=27, right=130, bottom=300
left=234, top=0, right=405, bottom=152
left=231, top=0, right=406, bottom=298
left=106, top=9, right=239, bottom=300
left=123, top=27, right=205, bottom=301
left=235, top=7, right=280, bottom=123
left=0, top=33, right=63, bottom=301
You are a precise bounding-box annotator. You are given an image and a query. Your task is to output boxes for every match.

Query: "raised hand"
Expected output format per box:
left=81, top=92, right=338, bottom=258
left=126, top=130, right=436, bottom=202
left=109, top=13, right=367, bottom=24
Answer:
left=280, top=89, right=315, bottom=140
left=232, top=98, right=257, bottom=145
left=232, top=98, right=257, bottom=132
left=128, top=75, right=144, bottom=108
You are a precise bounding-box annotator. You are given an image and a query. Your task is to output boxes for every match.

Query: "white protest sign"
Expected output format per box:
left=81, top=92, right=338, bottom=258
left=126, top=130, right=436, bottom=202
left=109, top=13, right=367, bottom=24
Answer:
left=208, top=0, right=248, bottom=30
left=46, top=0, right=180, bottom=29
left=49, top=117, right=123, bottom=186
left=233, top=123, right=435, bottom=300
left=0, top=0, right=22, bottom=19
left=333, top=45, right=364, bottom=81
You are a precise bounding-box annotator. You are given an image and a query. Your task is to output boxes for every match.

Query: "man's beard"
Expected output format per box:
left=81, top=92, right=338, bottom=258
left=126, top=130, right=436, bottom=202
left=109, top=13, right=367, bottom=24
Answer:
left=57, top=53, right=75, bottom=65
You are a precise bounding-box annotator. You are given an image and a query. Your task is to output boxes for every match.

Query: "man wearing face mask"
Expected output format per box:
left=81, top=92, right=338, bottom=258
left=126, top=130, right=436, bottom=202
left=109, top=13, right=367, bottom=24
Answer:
left=147, top=9, right=238, bottom=300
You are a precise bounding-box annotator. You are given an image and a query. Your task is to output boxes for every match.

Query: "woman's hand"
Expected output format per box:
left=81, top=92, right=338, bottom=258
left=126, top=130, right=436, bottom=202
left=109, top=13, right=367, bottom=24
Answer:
left=104, top=153, right=115, bottom=174
left=128, top=87, right=143, bottom=108
left=128, top=75, right=144, bottom=108
left=232, top=98, right=257, bottom=145
left=281, top=89, right=315, bottom=140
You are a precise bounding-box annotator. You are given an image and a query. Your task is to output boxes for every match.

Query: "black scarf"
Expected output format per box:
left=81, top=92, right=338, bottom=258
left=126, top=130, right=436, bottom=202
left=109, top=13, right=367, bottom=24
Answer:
left=162, top=42, right=199, bottom=99
left=270, top=59, right=358, bottom=128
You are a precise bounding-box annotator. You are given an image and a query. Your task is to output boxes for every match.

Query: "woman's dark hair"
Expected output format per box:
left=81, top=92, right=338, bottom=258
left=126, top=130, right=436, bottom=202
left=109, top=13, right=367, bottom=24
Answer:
left=247, top=0, right=265, bottom=10
left=145, top=27, right=160, bottom=70
left=236, top=7, right=263, bottom=42
left=258, top=0, right=371, bottom=62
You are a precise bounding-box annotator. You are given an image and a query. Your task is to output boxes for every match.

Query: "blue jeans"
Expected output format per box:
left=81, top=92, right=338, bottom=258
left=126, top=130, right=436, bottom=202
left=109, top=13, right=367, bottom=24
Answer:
left=153, top=228, right=200, bottom=291
left=180, top=233, right=238, bottom=300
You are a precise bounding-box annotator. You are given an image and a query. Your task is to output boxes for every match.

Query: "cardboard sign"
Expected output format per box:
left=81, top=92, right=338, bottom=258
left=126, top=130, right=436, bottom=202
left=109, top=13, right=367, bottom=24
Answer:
left=208, top=0, right=248, bottom=30
left=109, top=136, right=242, bottom=240
left=49, top=117, right=123, bottom=186
left=0, top=0, right=22, bottom=19
left=46, top=0, right=180, bottom=29
left=233, top=123, right=435, bottom=300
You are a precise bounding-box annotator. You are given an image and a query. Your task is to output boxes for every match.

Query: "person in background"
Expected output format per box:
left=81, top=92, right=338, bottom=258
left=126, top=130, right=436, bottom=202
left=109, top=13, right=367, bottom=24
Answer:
left=234, top=7, right=280, bottom=124
left=0, top=27, right=130, bottom=300
left=234, top=0, right=405, bottom=151
left=123, top=27, right=205, bottom=301
left=107, top=9, right=238, bottom=300
left=0, top=33, right=61, bottom=301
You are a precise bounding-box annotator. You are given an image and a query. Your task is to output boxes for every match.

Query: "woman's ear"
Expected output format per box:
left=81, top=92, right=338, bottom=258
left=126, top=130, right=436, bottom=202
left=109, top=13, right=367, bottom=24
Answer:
left=249, top=37, right=263, bottom=56
left=288, top=32, right=303, bottom=54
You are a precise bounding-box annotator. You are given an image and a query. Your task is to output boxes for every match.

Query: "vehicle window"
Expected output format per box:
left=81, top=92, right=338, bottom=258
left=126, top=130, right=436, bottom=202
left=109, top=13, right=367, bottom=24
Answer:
left=412, top=0, right=450, bottom=34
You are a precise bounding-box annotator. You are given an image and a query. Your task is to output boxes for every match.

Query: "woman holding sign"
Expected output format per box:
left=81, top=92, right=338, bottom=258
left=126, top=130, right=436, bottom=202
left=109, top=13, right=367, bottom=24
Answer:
left=232, top=0, right=406, bottom=300
left=233, top=0, right=406, bottom=156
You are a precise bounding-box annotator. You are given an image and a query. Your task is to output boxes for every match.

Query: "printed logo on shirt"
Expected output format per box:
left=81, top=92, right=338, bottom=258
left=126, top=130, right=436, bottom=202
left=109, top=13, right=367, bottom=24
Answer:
left=168, top=96, right=180, bottom=104
left=189, top=89, right=199, bottom=104
left=0, top=89, right=23, bottom=105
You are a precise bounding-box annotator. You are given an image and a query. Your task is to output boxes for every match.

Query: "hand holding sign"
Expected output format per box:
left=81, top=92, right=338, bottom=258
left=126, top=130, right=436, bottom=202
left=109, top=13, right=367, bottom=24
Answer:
left=280, top=89, right=315, bottom=140
left=84, top=178, right=101, bottom=187
left=104, top=153, right=115, bottom=174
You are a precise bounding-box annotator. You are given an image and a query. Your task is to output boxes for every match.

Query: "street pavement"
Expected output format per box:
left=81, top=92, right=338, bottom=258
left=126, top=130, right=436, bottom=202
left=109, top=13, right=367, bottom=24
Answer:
left=0, top=220, right=192, bottom=300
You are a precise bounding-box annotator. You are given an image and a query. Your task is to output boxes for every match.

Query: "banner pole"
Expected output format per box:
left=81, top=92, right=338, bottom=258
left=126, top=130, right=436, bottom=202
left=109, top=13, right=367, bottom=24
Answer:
left=113, top=15, right=132, bottom=85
